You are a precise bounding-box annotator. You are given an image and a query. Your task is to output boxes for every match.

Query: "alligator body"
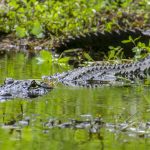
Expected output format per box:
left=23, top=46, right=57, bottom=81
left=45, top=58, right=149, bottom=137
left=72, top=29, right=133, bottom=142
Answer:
left=45, top=29, right=150, bottom=86
left=54, top=29, right=150, bottom=58
left=0, top=78, right=52, bottom=100
left=1, top=29, right=150, bottom=100
left=43, top=55, right=150, bottom=87
left=1, top=49, right=150, bottom=100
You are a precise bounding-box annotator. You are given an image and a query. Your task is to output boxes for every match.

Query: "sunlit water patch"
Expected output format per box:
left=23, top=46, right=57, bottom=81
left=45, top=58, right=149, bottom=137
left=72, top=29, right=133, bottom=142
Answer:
left=0, top=52, right=150, bottom=150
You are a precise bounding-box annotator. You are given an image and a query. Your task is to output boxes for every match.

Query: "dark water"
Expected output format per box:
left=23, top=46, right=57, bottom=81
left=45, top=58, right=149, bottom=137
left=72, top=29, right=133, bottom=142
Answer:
left=0, top=52, right=150, bottom=150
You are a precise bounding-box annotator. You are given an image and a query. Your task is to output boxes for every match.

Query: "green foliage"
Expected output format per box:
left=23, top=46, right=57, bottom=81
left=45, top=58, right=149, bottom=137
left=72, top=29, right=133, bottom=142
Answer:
left=36, top=50, right=53, bottom=64
left=0, top=0, right=150, bottom=62
left=122, top=36, right=141, bottom=46
left=36, top=50, right=70, bottom=66
left=15, top=26, right=27, bottom=38
left=30, top=20, right=44, bottom=38
left=122, top=36, right=150, bottom=60
left=0, top=0, right=101, bottom=36
left=83, top=52, right=94, bottom=62
left=104, top=46, right=124, bottom=60
left=0, top=0, right=149, bottom=37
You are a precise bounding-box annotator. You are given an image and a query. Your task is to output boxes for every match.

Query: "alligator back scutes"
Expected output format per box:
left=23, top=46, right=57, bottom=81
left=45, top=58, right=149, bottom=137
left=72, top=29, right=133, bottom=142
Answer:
left=43, top=54, right=150, bottom=87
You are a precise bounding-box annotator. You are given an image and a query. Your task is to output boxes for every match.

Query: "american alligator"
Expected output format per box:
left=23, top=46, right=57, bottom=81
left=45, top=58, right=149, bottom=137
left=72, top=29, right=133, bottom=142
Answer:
left=43, top=29, right=150, bottom=86
left=43, top=54, right=150, bottom=87
left=1, top=29, right=150, bottom=99
left=0, top=78, right=52, bottom=100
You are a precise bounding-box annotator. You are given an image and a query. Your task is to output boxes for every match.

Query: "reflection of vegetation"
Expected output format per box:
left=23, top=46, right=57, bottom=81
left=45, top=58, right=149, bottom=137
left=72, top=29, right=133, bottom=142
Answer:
left=0, top=86, right=150, bottom=149
left=36, top=49, right=94, bottom=67
left=1, top=1, right=150, bottom=149
left=0, top=52, right=70, bottom=83
left=36, top=50, right=70, bottom=65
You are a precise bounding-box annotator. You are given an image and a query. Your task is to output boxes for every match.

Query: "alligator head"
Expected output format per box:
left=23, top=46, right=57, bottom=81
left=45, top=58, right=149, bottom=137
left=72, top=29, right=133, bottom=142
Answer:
left=0, top=78, right=53, bottom=101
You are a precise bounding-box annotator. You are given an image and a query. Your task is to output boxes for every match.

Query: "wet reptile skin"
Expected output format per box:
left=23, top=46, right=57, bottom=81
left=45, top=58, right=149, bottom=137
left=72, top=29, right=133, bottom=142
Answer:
left=0, top=78, right=52, bottom=100
left=44, top=29, right=150, bottom=86
left=43, top=55, right=150, bottom=87
left=1, top=29, right=150, bottom=100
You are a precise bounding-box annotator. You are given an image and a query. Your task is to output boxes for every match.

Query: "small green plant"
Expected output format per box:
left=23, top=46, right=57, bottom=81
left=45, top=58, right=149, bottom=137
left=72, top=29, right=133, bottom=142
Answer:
left=122, top=36, right=141, bottom=46
left=104, top=46, right=124, bottom=60
left=122, top=36, right=150, bottom=60
left=36, top=50, right=70, bottom=66
left=15, top=26, right=27, bottom=38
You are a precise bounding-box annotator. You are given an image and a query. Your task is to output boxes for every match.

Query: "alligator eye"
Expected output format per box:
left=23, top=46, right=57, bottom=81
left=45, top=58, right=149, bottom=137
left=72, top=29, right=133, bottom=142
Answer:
left=30, top=80, right=38, bottom=88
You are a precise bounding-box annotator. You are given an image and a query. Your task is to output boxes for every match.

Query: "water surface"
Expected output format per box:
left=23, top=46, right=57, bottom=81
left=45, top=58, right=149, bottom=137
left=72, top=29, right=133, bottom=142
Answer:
left=0, top=52, right=150, bottom=150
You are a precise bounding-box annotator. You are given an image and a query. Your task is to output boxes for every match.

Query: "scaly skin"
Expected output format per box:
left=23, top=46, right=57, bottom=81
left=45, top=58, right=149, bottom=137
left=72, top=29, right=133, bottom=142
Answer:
left=1, top=29, right=150, bottom=100
left=44, top=29, right=150, bottom=87
left=43, top=55, right=150, bottom=87
left=0, top=78, right=52, bottom=100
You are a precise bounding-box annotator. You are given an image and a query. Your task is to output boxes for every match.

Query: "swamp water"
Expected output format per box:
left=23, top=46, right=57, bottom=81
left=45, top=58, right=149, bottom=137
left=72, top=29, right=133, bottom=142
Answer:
left=0, top=52, right=150, bottom=150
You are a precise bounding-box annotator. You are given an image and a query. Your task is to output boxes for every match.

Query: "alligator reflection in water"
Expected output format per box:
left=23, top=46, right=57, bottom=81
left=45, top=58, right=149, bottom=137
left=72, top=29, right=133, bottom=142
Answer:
left=44, top=119, right=150, bottom=138
left=0, top=78, right=53, bottom=101
left=2, top=114, right=150, bottom=139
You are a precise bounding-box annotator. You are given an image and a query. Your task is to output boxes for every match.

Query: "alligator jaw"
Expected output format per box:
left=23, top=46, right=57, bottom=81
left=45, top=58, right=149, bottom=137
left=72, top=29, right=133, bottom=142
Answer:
left=0, top=78, right=53, bottom=101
